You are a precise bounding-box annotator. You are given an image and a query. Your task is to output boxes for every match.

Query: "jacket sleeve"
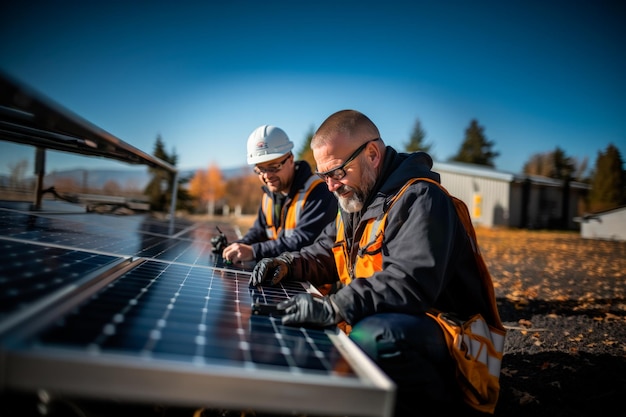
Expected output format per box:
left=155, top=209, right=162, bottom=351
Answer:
left=238, top=205, right=269, bottom=245
left=287, top=219, right=341, bottom=287
left=251, top=182, right=338, bottom=261
left=331, top=181, right=476, bottom=325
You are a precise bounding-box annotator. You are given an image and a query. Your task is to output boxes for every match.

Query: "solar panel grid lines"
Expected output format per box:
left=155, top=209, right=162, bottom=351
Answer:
left=0, top=207, right=238, bottom=268
left=0, top=238, right=132, bottom=335
left=0, top=201, right=396, bottom=417
left=4, top=262, right=395, bottom=414
left=18, top=259, right=337, bottom=374
left=0, top=208, right=148, bottom=256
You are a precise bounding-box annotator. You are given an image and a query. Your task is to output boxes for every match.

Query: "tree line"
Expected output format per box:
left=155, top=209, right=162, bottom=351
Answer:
left=148, top=119, right=625, bottom=216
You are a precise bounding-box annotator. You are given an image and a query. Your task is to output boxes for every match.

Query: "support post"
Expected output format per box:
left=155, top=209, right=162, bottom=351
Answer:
left=33, top=147, right=46, bottom=210
left=168, top=171, right=179, bottom=235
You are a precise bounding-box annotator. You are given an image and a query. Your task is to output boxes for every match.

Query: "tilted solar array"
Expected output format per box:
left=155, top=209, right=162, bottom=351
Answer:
left=0, top=200, right=395, bottom=417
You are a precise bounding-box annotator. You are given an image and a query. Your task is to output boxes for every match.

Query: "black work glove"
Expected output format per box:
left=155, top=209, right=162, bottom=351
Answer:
left=210, top=227, right=228, bottom=254
left=249, top=252, right=293, bottom=286
left=277, top=293, right=342, bottom=327
left=211, top=235, right=227, bottom=254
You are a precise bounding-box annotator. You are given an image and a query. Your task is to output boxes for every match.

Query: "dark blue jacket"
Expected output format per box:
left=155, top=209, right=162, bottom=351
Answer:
left=239, top=160, right=338, bottom=261
left=287, top=147, right=494, bottom=326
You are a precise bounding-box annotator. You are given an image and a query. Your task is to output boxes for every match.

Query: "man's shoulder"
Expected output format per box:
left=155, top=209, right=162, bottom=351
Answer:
left=294, top=159, right=312, bottom=175
left=292, top=160, right=313, bottom=185
left=380, top=147, right=432, bottom=179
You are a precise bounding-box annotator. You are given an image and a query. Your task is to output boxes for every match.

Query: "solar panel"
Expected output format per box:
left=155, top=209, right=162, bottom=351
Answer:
left=0, top=206, right=250, bottom=269
left=0, top=201, right=395, bottom=417
left=0, top=239, right=130, bottom=334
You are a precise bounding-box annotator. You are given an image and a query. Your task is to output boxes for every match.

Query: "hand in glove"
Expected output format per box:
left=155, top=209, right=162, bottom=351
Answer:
left=249, top=253, right=293, bottom=287
left=277, top=293, right=342, bottom=328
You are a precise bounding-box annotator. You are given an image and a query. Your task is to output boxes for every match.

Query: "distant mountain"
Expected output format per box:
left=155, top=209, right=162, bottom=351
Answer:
left=43, top=169, right=149, bottom=190
left=36, top=166, right=253, bottom=190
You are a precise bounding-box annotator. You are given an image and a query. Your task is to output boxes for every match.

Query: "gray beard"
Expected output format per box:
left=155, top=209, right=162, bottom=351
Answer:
left=337, top=190, right=364, bottom=213
left=335, top=161, right=377, bottom=213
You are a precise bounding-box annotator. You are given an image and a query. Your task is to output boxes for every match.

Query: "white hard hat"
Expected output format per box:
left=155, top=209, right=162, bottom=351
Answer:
left=246, top=125, right=294, bottom=165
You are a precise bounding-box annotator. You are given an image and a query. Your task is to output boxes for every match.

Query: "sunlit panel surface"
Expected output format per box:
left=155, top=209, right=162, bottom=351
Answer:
left=0, top=201, right=394, bottom=417
left=0, top=240, right=126, bottom=325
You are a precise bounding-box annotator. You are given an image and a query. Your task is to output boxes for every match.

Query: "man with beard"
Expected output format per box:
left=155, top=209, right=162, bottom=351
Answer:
left=222, top=125, right=337, bottom=263
left=249, top=110, right=501, bottom=416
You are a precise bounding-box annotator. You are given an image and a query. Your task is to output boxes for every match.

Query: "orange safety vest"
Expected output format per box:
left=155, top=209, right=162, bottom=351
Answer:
left=262, top=176, right=324, bottom=240
left=332, top=177, right=503, bottom=326
left=332, top=177, right=505, bottom=413
left=332, top=178, right=417, bottom=284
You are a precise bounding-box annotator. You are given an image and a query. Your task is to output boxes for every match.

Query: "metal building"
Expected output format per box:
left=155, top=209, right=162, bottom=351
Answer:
left=432, top=161, right=590, bottom=230
left=576, top=206, right=626, bottom=241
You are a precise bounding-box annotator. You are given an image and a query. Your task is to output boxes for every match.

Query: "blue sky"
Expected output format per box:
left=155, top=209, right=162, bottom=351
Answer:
left=1, top=0, right=624, bottom=177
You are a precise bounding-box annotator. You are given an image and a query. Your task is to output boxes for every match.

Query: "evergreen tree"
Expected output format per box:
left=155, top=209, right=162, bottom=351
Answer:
left=404, top=118, right=433, bottom=155
left=144, top=135, right=179, bottom=212
left=450, top=119, right=499, bottom=167
left=550, top=147, right=576, bottom=180
left=589, top=143, right=625, bottom=212
left=296, top=125, right=317, bottom=170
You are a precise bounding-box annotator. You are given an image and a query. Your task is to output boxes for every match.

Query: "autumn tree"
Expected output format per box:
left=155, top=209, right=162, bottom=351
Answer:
left=523, top=153, right=551, bottom=177
left=188, top=162, right=226, bottom=214
left=52, top=176, right=80, bottom=194
left=8, top=159, right=29, bottom=190
left=296, top=125, right=316, bottom=170
left=188, top=169, right=207, bottom=211
left=404, top=118, right=433, bottom=156
left=102, top=179, right=121, bottom=195
left=588, top=143, right=625, bottom=212
left=225, top=173, right=263, bottom=214
left=450, top=119, right=499, bottom=167
left=523, top=147, right=583, bottom=180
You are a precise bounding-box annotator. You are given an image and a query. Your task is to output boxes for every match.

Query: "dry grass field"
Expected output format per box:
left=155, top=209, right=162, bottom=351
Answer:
left=476, top=227, right=626, bottom=417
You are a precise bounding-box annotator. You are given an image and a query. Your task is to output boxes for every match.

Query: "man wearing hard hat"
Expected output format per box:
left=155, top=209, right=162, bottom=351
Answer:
left=221, top=125, right=337, bottom=264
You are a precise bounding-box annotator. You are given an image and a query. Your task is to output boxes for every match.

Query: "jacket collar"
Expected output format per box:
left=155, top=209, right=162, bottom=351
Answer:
left=347, top=147, right=440, bottom=222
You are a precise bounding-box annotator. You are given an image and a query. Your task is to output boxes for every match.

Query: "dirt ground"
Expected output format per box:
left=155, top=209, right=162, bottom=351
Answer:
left=475, top=227, right=626, bottom=417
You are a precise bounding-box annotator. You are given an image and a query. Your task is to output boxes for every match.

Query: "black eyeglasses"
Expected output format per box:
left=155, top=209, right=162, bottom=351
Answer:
left=315, top=138, right=380, bottom=181
left=254, top=154, right=292, bottom=175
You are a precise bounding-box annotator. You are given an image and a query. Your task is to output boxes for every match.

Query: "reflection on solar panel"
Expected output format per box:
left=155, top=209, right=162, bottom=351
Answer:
left=0, top=201, right=395, bottom=417
left=0, top=240, right=128, bottom=332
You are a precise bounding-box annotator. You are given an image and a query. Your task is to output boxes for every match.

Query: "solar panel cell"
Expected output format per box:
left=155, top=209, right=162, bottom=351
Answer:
left=0, top=240, right=124, bottom=321
left=0, top=203, right=395, bottom=417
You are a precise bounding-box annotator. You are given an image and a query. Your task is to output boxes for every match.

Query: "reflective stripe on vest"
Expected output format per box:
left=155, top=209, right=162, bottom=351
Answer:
left=332, top=179, right=416, bottom=285
left=332, top=176, right=506, bottom=378
left=263, top=176, right=325, bottom=240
